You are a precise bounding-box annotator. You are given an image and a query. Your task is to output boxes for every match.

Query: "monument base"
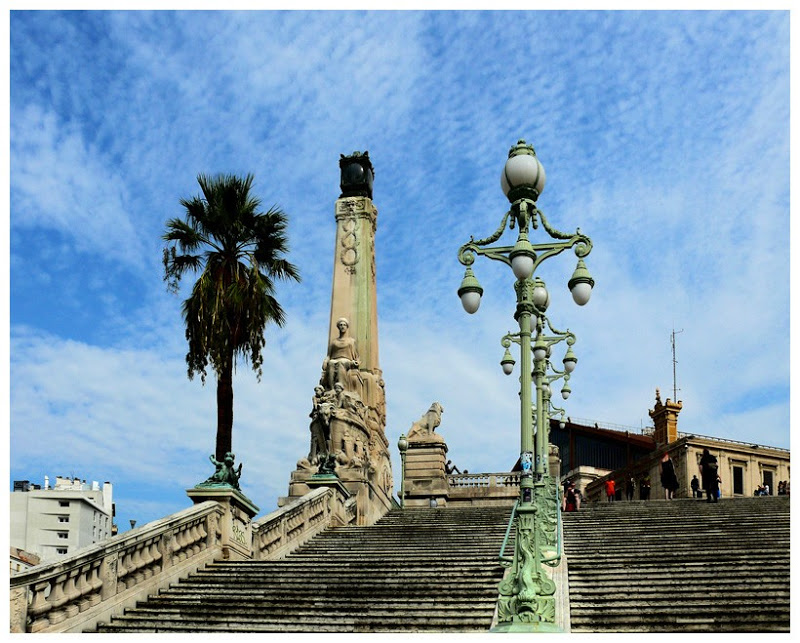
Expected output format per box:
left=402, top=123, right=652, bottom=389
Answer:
left=186, top=486, right=259, bottom=561
left=404, top=436, right=450, bottom=508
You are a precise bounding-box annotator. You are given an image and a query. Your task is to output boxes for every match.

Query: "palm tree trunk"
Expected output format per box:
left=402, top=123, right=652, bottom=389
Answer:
left=216, top=360, right=234, bottom=461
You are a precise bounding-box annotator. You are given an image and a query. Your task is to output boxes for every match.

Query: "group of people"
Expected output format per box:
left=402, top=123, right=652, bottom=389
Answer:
left=755, top=480, right=790, bottom=496
left=599, top=448, right=723, bottom=503
left=603, top=476, right=651, bottom=501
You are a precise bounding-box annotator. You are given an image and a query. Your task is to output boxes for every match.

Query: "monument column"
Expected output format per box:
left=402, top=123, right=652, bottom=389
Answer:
left=329, top=153, right=381, bottom=384
left=284, top=152, right=392, bottom=525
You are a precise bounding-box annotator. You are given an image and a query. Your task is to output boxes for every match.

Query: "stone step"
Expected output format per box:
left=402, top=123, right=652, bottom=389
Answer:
left=147, top=594, right=499, bottom=607
left=98, top=613, right=495, bottom=632
left=167, top=579, right=503, bottom=593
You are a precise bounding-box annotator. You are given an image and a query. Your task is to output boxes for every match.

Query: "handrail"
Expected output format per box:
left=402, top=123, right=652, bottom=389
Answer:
left=498, top=500, right=518, bottom=566
left=498, top=480, right=563, bottom=568
left=542, top=485, right=563, bottom=567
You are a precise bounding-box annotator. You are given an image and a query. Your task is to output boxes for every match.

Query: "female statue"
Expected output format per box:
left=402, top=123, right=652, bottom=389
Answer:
left=321, top=318, right=360, bottom=392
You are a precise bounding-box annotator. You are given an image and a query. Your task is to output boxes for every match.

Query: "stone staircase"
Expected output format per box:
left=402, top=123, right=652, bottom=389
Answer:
left=562, top=496, right=791, bottom=633
left=94, top=505, right=512, bottom=633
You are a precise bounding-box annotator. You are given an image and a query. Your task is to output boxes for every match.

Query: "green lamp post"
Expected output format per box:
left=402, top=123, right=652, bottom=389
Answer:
left=457, top=139, right=594, bottom=631
left=397, top=433, right=408, bottom=509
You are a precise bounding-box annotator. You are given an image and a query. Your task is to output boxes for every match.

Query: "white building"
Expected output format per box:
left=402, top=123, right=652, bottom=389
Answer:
left=10, top=476, right=116, bottom=563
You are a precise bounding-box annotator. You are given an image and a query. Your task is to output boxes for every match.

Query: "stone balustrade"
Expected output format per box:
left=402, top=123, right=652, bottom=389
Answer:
left=10, top=500, right=224, bottom=633
left=448, top=472, right=521, bottom=488
left=253, top=486, right=356, bottom=560
left=9, top=483, right=358, bottom=633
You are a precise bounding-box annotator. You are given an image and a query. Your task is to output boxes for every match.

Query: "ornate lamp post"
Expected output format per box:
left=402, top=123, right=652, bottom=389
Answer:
left=457, top=139, right=593, bottom=631
left=397, top=433, right=408, bottom=509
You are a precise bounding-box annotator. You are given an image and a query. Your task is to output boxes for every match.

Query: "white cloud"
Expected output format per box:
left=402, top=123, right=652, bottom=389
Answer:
left=10, top=104, right=146, bottom=269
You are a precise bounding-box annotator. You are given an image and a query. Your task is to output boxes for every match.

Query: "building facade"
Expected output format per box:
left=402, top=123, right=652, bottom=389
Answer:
left=10, top=477, right=115, bottom=563
left=581, top=391, right=790, bottom=501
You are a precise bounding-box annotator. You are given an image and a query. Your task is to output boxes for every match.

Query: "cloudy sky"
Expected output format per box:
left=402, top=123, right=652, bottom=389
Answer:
left=8, top=10, right=790, bottom=531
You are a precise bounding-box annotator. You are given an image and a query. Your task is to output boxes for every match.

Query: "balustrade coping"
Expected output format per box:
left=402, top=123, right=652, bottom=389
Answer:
left=10, top=500, right=223, bottom=589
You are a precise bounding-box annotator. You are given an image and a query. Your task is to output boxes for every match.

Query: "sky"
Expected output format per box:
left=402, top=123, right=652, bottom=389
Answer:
left=7, top=10, right=791, bottom=534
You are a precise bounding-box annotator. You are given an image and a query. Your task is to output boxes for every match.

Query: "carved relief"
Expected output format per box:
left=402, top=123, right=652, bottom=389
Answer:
left=340, top=217, right=359, bottom=270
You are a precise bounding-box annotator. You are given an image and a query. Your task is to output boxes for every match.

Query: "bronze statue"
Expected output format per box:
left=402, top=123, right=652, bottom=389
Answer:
left=198, top=452, right=242, bottom=489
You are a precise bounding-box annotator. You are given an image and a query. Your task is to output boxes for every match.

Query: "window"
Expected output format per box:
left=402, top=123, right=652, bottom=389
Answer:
left=57, top=532, right=68, bottom=539
left=733, top=466, right=744, bottom=495
left=56, top=548, right=67, bottom=555
left=58, top=516, right=69, bottom=523
left=59, top=501, right=69, bottom=507
left=763, top=470, right=774, bottom=495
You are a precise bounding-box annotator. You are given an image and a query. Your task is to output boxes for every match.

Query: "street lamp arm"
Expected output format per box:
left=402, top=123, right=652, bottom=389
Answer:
left=466, top=211, right=512, bottom=250
left=458, top=242, right=514, bottom=268
left=544, top=363, right=568, bottom=379
left=543, top=317, right=574, bottom=341
left=537, top=207, right=592, bottom=254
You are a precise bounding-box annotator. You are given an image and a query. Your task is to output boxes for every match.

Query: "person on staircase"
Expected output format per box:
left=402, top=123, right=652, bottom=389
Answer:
left=660, top=453, right=679, bottom=500
left=625, top=476, right=635, bottom=501
left=699, top=448, right=719, bottom=503
left=604, top=478, right=616, bottom=502
left=691, top=475, right=701, bottom=498
left=564, top=481, right=580, bottom=512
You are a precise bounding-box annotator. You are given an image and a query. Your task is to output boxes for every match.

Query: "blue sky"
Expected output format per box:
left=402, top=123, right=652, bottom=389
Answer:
left=7, top=10, right=790, bottom=532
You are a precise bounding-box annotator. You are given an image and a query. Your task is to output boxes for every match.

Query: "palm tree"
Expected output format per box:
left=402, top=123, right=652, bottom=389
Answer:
left=163, top=173, right=300, bottom=463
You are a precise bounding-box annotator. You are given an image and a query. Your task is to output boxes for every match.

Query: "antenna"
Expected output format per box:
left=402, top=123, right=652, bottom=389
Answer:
left=671, top=328, right=683, bottom=400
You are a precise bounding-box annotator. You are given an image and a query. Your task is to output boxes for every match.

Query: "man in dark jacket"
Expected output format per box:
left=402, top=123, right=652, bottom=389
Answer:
left=699, top=448, right=719, bottom=503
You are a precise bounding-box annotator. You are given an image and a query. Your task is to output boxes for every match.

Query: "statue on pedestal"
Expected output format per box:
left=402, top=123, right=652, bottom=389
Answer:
left=321, top=318, right=361, bottom=393
left=197, top=452, right=242, bottom=490
left=407, top=402, right=444, bottom=441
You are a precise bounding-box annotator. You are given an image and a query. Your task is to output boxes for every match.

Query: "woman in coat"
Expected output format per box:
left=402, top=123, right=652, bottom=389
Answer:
left=660, top=452, right=679, bottom=500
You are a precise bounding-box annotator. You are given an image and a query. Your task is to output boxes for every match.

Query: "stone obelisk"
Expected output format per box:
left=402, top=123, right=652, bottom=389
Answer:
left=284, top=152, right=392, bottom=525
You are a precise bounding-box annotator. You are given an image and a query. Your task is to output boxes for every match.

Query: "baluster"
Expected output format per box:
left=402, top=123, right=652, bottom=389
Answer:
left=129, top=546, right=144, bottom=587
left=149, top=541, right=162, bottom=573
left=187, top=524, right=200, bottom=556
left=46, top=573, right=69, bottom=624
left=173, top=527, right=187, bottom=561
left=116, top=551, right=130, bottom=588
left=63, top=569, right=82, bottom=618
left=88, top=561, right=103, bottom=607
left=76, top=566, right=92, bottom=613
left=139, top=540, right=154, bottom=579
left=28, top=580, right=52, bottom=633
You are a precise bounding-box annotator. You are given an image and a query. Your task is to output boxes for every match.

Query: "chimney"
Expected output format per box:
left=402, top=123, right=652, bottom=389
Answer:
left=649, top=387, right=682, bottom=446
left=44, top=476, right=49, bottom=490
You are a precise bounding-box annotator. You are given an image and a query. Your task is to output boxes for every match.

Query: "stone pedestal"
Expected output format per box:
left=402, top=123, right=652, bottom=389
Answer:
left=404, top=435, right=450, bottom=507
left=185, top=487, right=259, bottom=560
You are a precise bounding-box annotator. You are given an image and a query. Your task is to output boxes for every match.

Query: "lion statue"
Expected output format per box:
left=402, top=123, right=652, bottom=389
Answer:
left=407, top=402, right=444, bottom=440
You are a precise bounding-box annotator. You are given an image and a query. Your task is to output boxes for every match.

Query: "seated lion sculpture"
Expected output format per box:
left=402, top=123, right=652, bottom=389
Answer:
left=407, top=402, right=444, bottom=440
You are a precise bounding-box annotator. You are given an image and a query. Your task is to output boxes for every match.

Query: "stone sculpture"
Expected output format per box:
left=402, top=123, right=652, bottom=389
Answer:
left=407, top=402, right=444, bottom=440
left=198, top=452, right=242, bottom=490
left=321, top=318, right=360, bottom=393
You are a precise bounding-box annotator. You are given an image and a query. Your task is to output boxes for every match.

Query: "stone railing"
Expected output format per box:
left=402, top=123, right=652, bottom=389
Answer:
left=9, top=485, right=360, bottom=633
left=448, top=472, right=521, bottom=488
left=9, top=500, right=224, bottom=633
left=252, top=486, right=356, bottom=560
left=445, top=472, right=521, bottom=506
